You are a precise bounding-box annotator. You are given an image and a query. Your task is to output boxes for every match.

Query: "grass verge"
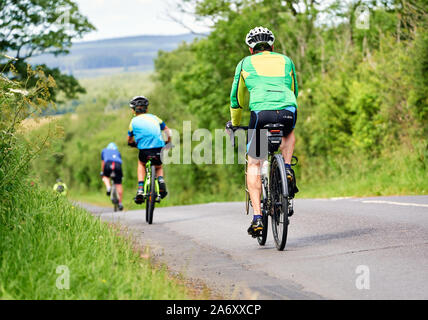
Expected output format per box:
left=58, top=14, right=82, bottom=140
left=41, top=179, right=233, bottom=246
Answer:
left=0, top=184, right=203, bottom=299
left=298, top=146, right=427, bottom=198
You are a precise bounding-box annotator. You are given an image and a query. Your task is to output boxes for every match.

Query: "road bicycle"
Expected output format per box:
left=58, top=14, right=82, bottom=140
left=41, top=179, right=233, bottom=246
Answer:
left=229, top=124, right=297, bottom=251
left=130, top=143, right=172, bottom=224
left=143, top=157, right=161, bottom=224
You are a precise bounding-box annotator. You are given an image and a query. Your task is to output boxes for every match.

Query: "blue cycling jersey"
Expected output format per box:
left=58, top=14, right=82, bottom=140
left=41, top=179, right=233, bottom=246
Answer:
left=101, top=148, right=122, bottom=163
left=128, top=113, right=166, bottom=150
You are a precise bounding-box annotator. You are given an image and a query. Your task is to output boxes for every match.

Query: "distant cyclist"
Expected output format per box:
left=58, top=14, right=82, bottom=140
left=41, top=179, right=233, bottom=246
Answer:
left=127, top=96, right=171, bottom=204
left=227, top=26, right=299, bottom=237
left=53, top=178, right=68, bottom=196
left=101, top=142, right=124, bottom=211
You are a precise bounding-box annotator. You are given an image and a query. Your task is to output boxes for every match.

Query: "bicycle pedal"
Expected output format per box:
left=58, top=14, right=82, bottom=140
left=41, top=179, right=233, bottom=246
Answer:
left=248, top=230, right=258, bottom=238
left=134, top=194, right=145, bottom=204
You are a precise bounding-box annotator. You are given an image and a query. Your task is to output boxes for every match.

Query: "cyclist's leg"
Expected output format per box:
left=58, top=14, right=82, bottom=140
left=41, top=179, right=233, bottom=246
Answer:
left=102, top=161, right=112, bottom=195
left=279, top=107, right=297, bottom=165
left=154, top=165, right=163, bottom=177
left=247, top=110, right=269, bottom=217
left=247, top=156, right=263, bottom=215
left=247, top=156, right=264, bottom=236
left=280, top=130, right=295, bottom=164
left=116, top=184, right=123, bottom=202
left=246, top=111, right=268, bottom=236
left=278, top=107, right=298, bottom=195
left=135, top=150, right=148, bottom=204
left=113, top=163, right=124, bottom=206
left=138, top=159, right=146, bottom=182
left=102, top=176, right=111, bottom=189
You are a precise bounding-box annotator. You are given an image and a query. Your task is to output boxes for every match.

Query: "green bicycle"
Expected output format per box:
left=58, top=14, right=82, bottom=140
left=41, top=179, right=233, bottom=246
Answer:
left=143, top=157, right=161, bottom=224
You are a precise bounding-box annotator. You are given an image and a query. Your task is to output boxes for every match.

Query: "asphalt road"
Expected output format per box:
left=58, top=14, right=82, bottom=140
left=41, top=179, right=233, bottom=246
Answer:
left=84, top=196, right=428, bottom=300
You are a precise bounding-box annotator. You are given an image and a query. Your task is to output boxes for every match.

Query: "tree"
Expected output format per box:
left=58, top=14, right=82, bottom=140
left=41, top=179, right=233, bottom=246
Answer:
left=0, top=0, right=95, bottom=101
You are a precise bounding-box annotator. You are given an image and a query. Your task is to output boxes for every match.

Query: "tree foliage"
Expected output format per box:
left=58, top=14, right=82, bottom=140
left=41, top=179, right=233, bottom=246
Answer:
left=0, top=0, right=95, bottom=101
left=151, top=0, right=427, bottom=192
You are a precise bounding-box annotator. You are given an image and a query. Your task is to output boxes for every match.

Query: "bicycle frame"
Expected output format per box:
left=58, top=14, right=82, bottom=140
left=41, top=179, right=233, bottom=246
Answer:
left=143, top=159, right=160, bottom=199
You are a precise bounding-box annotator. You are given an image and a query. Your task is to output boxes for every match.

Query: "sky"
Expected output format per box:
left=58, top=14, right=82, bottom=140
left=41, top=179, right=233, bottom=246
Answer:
left=74, top=0, right=211, bottom=42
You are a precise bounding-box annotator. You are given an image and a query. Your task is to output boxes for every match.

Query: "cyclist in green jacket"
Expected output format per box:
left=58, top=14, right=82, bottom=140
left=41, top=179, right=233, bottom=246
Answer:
left=227, top=26, right=299, bottom=237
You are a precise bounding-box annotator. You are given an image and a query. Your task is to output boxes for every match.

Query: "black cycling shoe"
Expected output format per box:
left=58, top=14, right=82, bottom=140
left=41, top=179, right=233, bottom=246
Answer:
left=247, top=218, right=264, bottom=238
left=134, top=189, right=145, bottom=205
left=158, top=179, right=168, bottom=199
left=285, top=167, right=299, bottom=197
left=106, top=188, right=111, bottom=197
left=118, top=204, right=124, bottom=211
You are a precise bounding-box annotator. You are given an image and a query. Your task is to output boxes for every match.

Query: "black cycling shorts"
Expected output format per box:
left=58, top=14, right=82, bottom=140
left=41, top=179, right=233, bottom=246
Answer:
left=103, top=161, right=123, bottom=184
left=139, top=148, right=163, bottom=166
left=247, top=108, right=297, bottom=159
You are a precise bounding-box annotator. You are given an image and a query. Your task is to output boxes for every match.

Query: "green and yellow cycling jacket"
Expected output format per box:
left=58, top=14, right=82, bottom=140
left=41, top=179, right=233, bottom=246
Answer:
left=230, top=51, right=298, bottom=126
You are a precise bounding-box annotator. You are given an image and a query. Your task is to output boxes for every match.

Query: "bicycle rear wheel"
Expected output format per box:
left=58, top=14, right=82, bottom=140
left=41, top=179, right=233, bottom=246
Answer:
left=146, top=165, right=156, bottom=224
left=270, top=154, right=289, bottom=251
left=257, top=177, right=269, bottom=246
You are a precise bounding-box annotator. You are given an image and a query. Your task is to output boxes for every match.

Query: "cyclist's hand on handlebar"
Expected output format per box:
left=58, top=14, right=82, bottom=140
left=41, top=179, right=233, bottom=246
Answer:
left=225, top=121, right=234, bottom=131
left=225, top=121, right=236, bottom=136
left=128, top=141, right=137, bottom=148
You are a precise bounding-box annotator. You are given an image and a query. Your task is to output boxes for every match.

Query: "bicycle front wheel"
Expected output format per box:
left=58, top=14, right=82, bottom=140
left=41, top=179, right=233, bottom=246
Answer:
left=270, top=154, right=289, bottom=251
left=146, top=165, right=156, bottom=224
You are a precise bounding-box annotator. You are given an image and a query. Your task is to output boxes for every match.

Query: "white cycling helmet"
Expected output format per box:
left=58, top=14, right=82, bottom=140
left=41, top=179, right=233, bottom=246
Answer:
left=245, top=26, right=275, bottom=49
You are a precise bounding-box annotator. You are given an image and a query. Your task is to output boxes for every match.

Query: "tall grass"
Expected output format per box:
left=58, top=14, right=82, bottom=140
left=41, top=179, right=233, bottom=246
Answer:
left=0, top=68, right=195, bottom=299
left=0, top=186, right=190, bottom=299
left=298, top=142, right=427, bottom=198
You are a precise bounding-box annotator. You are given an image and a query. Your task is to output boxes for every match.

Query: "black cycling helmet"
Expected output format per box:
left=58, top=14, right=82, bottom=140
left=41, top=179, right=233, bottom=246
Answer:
left=129, top=96, right=149, bottom=109
left=245, top=26, right=275, bottom=49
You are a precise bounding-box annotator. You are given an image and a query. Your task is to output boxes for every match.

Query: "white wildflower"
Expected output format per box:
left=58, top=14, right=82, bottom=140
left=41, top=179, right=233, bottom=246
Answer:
left=9, top=88, right=29, bottom=96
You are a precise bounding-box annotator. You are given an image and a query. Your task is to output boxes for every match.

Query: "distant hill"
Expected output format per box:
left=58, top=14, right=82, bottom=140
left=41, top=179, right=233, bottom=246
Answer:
left=28, top=34, right=200, bottom=78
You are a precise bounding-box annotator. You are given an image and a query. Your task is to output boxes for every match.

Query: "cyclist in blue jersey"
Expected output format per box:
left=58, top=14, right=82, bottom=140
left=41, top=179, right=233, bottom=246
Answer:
left=101, top=142, right=124, bottom=210
left=127, top=96, right=171, bottom=204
